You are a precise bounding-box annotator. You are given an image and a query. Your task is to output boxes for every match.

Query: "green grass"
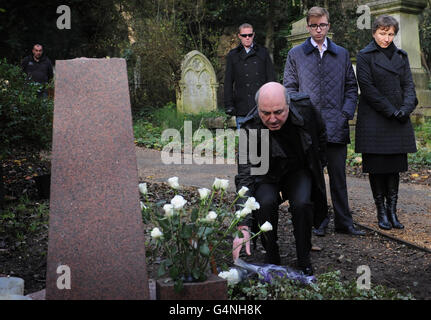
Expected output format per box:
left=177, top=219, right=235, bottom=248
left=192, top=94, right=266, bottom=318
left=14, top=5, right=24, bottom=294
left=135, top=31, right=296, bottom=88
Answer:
left=133, top=102, right=234, bottom=153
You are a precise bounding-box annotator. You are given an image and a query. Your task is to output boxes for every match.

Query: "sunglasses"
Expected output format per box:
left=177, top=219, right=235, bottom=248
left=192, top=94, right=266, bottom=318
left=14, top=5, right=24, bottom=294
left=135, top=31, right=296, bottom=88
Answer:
left=240, top=33, right=254, bottom=38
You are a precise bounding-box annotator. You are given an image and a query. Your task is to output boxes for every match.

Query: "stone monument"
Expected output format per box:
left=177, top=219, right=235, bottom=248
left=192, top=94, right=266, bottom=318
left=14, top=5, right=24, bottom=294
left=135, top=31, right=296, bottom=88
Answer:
left=176, top=50, right=219, bottom=114
left=46, top=58, right=149, bottom=300
left=367, top=0, right=431, bottom=117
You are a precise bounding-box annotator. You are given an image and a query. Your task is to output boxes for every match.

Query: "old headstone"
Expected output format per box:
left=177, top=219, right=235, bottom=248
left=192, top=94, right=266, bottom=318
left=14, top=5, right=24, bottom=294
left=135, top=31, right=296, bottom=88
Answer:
left=176, top=50, right=218, bottom=114
left=46, top=58, right=149, bottom=300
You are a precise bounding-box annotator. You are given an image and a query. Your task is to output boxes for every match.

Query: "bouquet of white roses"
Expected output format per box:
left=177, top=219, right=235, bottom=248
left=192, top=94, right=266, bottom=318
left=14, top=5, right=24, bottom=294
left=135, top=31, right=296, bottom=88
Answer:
left=139, top=177, right=271, bottom=292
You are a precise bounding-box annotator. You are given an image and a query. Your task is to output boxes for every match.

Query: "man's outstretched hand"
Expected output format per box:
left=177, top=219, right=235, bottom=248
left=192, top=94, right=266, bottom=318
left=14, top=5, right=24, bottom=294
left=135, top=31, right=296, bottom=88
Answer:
left=232, top=226, right=251, bottom=261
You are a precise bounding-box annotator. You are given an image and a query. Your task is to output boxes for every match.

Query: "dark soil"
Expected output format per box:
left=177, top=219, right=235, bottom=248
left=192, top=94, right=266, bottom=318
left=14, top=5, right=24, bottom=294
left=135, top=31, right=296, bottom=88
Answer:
left=1, top=150, right=430, bottom=299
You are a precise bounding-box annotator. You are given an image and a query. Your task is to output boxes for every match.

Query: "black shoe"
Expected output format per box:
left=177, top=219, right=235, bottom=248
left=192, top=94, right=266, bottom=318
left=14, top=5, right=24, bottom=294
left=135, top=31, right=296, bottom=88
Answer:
left=312, top=227, right=326, bottom=237
left=265, top=253, right=281, bottom=265
left=313, top=217, right=329, bottom=237
left=335, top=225, right=365, bottom=236
left=299, top=265, right=314, bottom=276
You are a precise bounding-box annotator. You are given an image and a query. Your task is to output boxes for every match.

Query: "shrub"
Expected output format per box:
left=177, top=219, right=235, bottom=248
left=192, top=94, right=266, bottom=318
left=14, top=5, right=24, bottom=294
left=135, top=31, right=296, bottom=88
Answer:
left=0, top=59, right=53, bottom=156
left=0, top=197, right=49, bottom=251
left=409, top=118, right=431, bottom=167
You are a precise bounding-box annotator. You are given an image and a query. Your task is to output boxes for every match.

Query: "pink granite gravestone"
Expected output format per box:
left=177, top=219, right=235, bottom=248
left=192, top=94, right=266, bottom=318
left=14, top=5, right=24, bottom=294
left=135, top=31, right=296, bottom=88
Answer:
left=46, top=58, right=149, bottom=300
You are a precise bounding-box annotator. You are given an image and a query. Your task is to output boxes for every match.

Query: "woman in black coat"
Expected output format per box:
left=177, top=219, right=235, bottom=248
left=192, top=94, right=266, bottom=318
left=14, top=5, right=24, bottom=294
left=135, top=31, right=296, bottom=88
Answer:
left=355, top=15, right=417, bottom=230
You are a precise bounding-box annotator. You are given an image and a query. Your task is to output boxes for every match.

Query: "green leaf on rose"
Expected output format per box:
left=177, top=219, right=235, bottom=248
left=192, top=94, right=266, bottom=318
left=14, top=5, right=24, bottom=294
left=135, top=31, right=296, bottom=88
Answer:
left=169, top=266, right=180, bottom=279
left=157, top=263, right=166, bottom=277
left=192, top=268, right=200, bottom=279
left=199, top=243, right=210, bottom=256
left=191, top=208, right=199, bottom=222
left=174, top=279, right=184, bottom=293
left=181, top=224, right=193, bottom=239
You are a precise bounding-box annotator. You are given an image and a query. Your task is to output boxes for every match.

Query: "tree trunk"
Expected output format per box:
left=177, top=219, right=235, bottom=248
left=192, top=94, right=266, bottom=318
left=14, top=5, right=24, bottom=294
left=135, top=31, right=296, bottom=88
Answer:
left=265, top=0, right=275, bottom=61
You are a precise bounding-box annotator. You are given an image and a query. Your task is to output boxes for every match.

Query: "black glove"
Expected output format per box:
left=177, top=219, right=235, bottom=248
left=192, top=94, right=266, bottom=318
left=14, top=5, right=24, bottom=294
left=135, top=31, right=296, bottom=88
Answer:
left=393, top=110, right=409, bottom=123
left=225, top=108, right=235, bottom=116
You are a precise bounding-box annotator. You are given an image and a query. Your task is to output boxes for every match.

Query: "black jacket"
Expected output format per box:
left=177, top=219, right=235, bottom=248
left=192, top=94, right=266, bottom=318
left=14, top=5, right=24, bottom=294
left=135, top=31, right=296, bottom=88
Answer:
left=224, top=43, right=276, bottom=116
left=235, top=93, right=328, bottom=228
left=21, top=55, right=54, bottom=84
left=355, top=41, right=417, bottom=154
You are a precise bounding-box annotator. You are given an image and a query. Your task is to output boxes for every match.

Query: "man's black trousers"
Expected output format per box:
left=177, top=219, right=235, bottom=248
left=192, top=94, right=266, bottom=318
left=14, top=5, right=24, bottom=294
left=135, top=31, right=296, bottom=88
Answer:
left=326, top=143, right=353, bottom=229
left=254, top=168, right=313, bottom=267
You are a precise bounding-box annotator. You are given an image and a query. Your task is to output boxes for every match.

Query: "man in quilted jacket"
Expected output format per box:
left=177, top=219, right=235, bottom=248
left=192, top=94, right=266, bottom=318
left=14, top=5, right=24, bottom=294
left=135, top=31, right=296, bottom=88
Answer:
left=283, top=6, right=364, bottom=236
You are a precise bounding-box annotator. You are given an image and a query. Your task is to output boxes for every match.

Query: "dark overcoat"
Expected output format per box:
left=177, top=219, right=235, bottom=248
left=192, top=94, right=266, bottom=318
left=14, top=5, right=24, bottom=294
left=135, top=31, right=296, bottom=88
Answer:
left=355, top=41, right=417, bottom=154
left=283, top=37, right=358, bottom=144
left=235, top=93, right=328, bottom=229
left=224, top=43, right=276, bottom=116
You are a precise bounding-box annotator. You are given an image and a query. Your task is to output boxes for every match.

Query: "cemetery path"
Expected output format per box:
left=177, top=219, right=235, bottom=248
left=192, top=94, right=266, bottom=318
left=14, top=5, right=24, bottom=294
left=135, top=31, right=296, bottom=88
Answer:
left=135, top=146, right=431, bottom=216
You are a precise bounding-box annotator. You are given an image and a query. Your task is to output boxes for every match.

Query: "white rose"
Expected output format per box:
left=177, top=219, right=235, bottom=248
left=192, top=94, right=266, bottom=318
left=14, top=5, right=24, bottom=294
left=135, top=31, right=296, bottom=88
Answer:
left=140, top=201, right=147, bottom=210
left=238, top=186, right=249, bottom=197
left=235, top=207, right=252, bottom=219
left=139, top=183, right=148, bottom=195
left=205, top=211, right=217, bottom=222
left=240, top=207, right=252, bottom=217
left=260, top=221, right=273, bottom=232
left=244, top=197, right=260, bottom=211
left=170, top=195, right=187, bottom=209
left=151, top=227, right=163, bottom=239
left=167, top=177, right=180, bottom=190
left=163, top=203, right=174, bottom=217
left=198, top=188, right=211, bottom=200
left=235, top=210, right=242, bottom=219
left=213, top=178, right=229, bottom=190
left=218, top=268, right=241, bottom=285
left=212, top=178, right=222, bottom=190
left=220, top=179, right=229, bottom=190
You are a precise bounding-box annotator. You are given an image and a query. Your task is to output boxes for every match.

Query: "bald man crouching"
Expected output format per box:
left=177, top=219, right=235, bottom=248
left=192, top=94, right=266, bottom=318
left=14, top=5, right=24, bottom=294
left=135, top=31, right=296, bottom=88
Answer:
left=233, top=82, right=328, bottom=275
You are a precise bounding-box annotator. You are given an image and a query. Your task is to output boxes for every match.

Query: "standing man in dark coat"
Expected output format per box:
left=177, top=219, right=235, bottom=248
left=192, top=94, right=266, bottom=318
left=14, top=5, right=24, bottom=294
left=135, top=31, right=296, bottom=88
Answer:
left=232, top=82, right=328, bottom=275
left=22, top=44, right=54, bottom=88
left=224, top=23, right=276, bottom=129
left=283, top=7, right=364, bottom=236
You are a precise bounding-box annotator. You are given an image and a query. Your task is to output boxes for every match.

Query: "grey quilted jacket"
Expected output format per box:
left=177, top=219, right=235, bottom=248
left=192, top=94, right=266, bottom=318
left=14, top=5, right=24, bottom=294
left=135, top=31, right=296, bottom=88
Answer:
left=283, top=37, right=358, bottom=144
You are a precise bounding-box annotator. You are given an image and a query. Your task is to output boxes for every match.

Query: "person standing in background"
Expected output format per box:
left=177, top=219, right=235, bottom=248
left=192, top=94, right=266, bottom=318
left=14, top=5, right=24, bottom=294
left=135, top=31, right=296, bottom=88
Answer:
left=283, top=6, right=364, bottom=236
left=355, top=15, right=418, bottom=230
left=224, top=23, right=276, bottom=129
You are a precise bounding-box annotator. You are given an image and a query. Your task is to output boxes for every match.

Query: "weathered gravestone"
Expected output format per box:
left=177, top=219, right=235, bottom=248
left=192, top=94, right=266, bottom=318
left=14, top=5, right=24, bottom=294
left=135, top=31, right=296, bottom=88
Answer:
left=46, top=58, right=149, bottom=300
left=176, top=50, right=218, bottom=114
